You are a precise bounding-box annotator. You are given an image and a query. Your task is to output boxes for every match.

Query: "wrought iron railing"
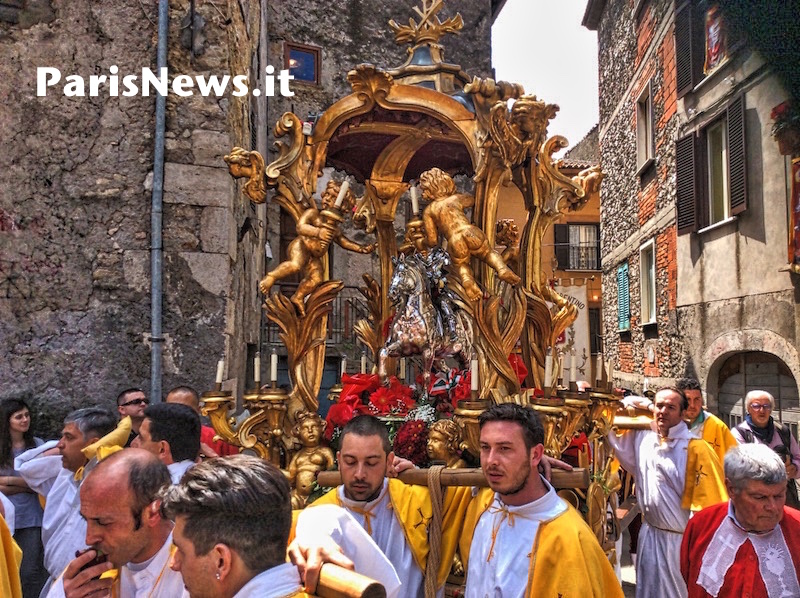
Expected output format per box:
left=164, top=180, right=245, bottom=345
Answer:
left=260, top=284, right=372, bottom=358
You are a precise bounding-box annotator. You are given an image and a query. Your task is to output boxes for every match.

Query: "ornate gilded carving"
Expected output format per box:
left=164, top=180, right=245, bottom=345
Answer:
left=287, top=410, right=335, bottom=509
left=264, top=281, right=343, bottom=421
left=427, top=419, right=467, bottom=468
left=353, top=273, right=383, bottom=364
left=260, top=180, right=374, bottom=316
left=224, top=147, right=267, bottom=203
left=388, top=0, right=463, bottom=45
left=419, top=167, right=520, bottom=301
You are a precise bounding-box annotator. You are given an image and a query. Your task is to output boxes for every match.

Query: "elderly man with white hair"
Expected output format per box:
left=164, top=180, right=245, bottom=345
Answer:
left=681, top=443, right=800, bottom=597
left=732, top=390, right=800, bottom=509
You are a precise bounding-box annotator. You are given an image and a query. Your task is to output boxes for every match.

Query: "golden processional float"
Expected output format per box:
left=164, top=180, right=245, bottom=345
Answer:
left=201, top=0, right=647, bottom=582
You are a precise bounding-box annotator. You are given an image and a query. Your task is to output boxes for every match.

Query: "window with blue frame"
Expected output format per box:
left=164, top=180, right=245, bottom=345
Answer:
left=285, top=43, right=320, bottom=84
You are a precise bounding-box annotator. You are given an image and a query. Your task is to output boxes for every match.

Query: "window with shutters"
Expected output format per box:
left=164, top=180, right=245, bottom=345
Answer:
left=640, top=240, right=656, bottom=325
left=617, top=263, right=631, bottom=332
left=554, top=223, right=600, bottom=271
left=636, top=81, right=655, bottom=174
left=676, top=95, right=747, bottom=234
left=675, top=0, right=742, bottom=98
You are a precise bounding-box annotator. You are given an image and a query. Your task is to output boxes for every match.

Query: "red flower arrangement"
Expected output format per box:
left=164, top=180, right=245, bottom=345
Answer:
left=392, top=419, right=429, bottom=467
left=367, top=378, right=416, bottom=415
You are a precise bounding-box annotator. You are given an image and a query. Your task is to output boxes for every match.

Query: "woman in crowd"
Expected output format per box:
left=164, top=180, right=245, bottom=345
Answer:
left=0, top=398, right=47, bottom=598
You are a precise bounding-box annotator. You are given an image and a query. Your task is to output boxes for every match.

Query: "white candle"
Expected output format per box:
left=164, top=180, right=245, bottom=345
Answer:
left=399, top=358, right=406, bottom=381
left=341, top=357, right=347, bottom=377
left=270, top=352, right=278, bottom=383
left=361, top=353, right=367, bottom=374
left=544, top=353, right=553, bottom=388
left=334, top=179, right=350, bottom=208
left=471, top=359, right=479, bottom=391
left=410, top=186, right=420, bottom=215
left=606, top=360, right=613, bottom=385
left=596, top=352, right=603, bottom=382
left=254, top=353, right=261, bottom=386
left=643, top=377, right=649, bottom=392
left=215, top=359, right=225, bottom=384
left=569, top=351, right=577, bottom=383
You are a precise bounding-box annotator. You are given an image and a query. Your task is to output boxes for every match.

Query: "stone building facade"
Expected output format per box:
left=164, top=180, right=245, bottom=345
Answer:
left=0, top=0, right=499, bottom=434
left=584, top=0, right=800, bottom=430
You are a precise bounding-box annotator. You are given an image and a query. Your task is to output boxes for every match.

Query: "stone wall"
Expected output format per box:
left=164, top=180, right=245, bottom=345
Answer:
left=0, top=0, right=260, bottom=435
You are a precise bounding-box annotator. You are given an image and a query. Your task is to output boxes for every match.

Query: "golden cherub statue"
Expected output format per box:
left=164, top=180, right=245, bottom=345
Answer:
left=260, top=180, right=375, bottom=315
left=426, top=419, right=467, bottom=469
left=495, top=219, right=520, bottom=275
left=286, top=410, right=335, bottom=509
left=419, top=167, right=521, bottom=300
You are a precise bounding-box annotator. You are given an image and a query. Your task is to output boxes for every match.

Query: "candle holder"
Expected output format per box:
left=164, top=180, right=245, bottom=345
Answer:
left=327, top=382, right=343, bottom=404
left=531, top=395, right=569, bottom=458
left=453, top=399, right=491, bottom=459
left=200, top=389, right=237, bottom=447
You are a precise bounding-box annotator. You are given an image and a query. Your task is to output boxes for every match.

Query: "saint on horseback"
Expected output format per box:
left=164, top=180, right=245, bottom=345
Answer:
left=379, top=248, right=472, bottom=397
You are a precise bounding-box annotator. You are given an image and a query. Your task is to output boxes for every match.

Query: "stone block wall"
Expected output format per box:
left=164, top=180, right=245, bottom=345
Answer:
left=0, top=0, right=260, bottom=434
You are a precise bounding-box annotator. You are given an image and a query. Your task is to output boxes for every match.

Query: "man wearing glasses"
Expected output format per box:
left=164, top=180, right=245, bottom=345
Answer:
left=116, top=388, right=149, bottom=447
left=732, top=390, right=800, bottom=509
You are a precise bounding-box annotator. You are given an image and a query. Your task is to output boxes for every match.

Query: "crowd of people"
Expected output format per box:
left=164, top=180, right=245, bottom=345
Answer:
left=0, top=378, right=797, bottom=597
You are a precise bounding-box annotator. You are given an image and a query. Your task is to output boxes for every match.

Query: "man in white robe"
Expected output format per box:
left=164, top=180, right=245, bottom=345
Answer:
left=458, top=403, right=622, bottom=597
left=131, top=402, right=200, bottom=484
left=46, top=449, right=187, bottom=598
left=608, top=387, right=727, bottom=598
left=16, top=407, right=117, bottom=596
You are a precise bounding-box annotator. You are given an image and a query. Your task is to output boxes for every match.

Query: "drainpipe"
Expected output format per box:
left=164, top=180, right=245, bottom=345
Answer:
left=150, top=0, right=169, bottom=403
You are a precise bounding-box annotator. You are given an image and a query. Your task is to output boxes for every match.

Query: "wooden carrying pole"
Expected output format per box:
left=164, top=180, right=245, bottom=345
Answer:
left=316, top=564, right=386, bottom=598
left=317, top=467, right=590, bottom=489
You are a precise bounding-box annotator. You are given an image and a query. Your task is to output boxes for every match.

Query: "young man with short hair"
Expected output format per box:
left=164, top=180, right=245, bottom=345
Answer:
left=132, top=402, right=200, bottom=484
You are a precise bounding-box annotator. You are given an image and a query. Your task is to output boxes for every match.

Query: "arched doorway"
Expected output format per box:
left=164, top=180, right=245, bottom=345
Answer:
left=716, top=351, right=800, bottom=436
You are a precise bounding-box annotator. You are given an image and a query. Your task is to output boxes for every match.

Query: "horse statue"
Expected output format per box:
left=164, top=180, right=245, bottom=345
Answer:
left=378, top=248, right=472, bottom=398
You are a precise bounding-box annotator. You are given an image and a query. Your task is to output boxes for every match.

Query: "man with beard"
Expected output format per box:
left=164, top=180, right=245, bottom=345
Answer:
left=305, top=415, right=469, bottom=597
left=459, top=403, right=622, bottom=596
left=298, top=408, right=620, bottom=597
left=608, top=387, right=728, bottom=598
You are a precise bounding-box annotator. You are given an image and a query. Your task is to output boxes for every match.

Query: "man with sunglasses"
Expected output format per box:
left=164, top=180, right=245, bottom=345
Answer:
left=733, top=390, right=800, bottom=509
left=116, top=389, right=149, bottom=447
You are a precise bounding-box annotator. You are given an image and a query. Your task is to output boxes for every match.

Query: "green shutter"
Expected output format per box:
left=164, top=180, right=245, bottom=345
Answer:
left=617, top=263, right=630, bottom=332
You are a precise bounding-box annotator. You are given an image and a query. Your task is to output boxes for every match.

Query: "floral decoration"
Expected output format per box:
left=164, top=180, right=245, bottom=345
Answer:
left=392, top=419, right=430, bottom=467
left=771, top=101, right=800, bottom=137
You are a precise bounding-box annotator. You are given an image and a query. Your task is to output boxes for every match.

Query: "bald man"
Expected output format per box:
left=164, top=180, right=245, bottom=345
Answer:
left=47, top=449, right=187, bottom=598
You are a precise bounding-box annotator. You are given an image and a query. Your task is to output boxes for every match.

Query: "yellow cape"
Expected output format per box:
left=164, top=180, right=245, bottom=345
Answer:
left=700, top=413, right=738, bottom=465
left=459, top=488, right=623, bottom=598
left=310, top=479, right=471, bottom=588
left=681, top=437, right=728, bottom=511
left=0, top=516, right=21, bottom=598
